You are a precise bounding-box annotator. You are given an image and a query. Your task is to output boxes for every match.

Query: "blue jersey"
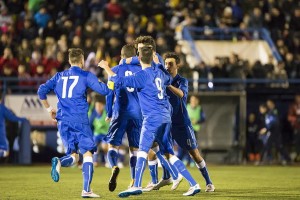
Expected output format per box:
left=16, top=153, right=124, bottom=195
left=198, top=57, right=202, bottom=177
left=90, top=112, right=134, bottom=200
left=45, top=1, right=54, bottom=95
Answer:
left=38, top=66, right=109, bottom=124
left=0, top=104, right=25, bottom=150
left=167, top=74, right=191, bottom=126
left=112, top=65, right=172, bottom=123
left=106, top=63, right=142, bottom=120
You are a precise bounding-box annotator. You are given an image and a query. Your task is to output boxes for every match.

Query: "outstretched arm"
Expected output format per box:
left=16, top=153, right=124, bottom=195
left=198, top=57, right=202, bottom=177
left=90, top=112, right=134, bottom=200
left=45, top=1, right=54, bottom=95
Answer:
left=98, top=60, right=116, bottom=77
left=167, top=85, right=184, bottom=98
left=3, top=106, right=26, bottom=122
left=98, top=60, right=145, bottom=89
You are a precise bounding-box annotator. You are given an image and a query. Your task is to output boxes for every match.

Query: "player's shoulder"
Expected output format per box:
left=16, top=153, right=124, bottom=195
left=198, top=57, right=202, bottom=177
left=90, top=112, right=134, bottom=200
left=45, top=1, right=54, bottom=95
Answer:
left=177, top=74, right=188, bottom=82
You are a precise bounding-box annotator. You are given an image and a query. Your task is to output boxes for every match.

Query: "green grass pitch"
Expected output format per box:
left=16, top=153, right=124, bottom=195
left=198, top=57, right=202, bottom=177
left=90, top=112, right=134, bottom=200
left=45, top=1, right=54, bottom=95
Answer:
left=0, top=165, right=300, bottom=199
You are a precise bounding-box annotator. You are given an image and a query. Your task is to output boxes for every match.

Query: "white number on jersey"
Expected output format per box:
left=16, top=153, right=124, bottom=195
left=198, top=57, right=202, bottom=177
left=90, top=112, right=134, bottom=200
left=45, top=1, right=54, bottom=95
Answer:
left=125, top=70, right=134, bottom=92
left=61, top=76, right=79, bottom=98
left=155, top=78, right=164, bottom=99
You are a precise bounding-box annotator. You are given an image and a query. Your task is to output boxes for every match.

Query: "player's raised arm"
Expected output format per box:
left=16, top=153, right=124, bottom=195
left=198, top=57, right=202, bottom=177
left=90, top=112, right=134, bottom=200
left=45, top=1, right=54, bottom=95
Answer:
left=86, top=72, right=109, bottom=96
left=98, top=60, right=146, bottom=89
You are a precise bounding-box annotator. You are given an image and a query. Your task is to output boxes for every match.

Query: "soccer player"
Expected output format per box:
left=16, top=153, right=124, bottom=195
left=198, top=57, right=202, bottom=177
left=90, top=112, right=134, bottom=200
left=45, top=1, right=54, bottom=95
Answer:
left=133, top=36, right=183, bottom=192
left=99, top=46, right=200, bottom=197
left=104, top=44, right=142, bottom=191
left=0, top=94, right=27, bottom=158
left=157, top=52, right=215, bottom=192
left=37, top=48, right=109, bottom=198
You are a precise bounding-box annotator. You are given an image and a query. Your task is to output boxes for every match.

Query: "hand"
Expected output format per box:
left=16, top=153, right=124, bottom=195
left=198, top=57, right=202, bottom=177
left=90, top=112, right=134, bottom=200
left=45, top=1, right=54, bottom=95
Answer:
left=105, top=117, right=111, bottom=122
left=49, top=109, right=57, bottom=122
left=98, top=60, right=109, bottom=69
left=153, top=54, right=160, bottom=64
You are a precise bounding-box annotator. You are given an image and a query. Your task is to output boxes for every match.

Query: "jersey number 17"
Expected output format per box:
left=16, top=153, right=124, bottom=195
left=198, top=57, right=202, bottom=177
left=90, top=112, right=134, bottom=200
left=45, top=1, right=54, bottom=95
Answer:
left=61, top=76, right=79, bottom=98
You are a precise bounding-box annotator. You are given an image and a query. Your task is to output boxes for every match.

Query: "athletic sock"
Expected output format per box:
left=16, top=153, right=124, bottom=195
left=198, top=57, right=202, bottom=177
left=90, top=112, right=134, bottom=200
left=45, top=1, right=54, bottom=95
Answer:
left=133, top=151, right=148, bottom=188
left=107, top=147, right=118, bottom=167
left=156, top=151, right=178, bottom=180
left=129, top=151, right=137, bottom=180
left=82, top=156, right=94, bottom=192
left=148, top=159, right=158, bottom=184
left=170, top=156, right=197, bottom=186
left=196, top=160, right=212, bottom=185
left=59, top=155, right=75, bottom=167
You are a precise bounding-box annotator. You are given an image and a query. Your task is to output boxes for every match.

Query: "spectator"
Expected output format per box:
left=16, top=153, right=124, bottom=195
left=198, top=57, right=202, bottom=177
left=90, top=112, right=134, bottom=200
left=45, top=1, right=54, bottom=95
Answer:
left=68, top=0, right=88, bottom=26
left=17, top=39, right=32, bottom=64
left=20, top=19, right=38, bottom=41
left=34, top=7, right=51, bottom=29
left=17, top=64, right=32, bottom=91
left=248, top=7, right=262, bottom=28
left=89, top=0, right=106, bottom=28
left=29, top=50, right=43, bottom=75
left=0, top=47, right=19, bottom=73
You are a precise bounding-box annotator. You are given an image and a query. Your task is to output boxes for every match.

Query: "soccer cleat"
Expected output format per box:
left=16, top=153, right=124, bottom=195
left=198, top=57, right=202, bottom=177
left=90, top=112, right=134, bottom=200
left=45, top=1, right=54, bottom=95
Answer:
left=118, top=187, right=142, bottom=198
left=51, top=157, right=61, bottom=182
left=171, top=174, right=183, bottom=190
left=142, top=182, right=158, bottom=192
left=108, top=166, right=120, bottom=192
left=128, top=179, right=135, bottom=188
left=81, top=190, right=100, bottom=198
left=183, top=184, right=201, bottom=196
left=205, top=184, right=215, bottom=192
left=153, top=178, right=172, bottom=190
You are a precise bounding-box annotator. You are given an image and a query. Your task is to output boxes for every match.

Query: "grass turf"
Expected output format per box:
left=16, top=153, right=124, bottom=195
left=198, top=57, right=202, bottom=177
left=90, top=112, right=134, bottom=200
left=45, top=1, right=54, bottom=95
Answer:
left=0, top=165, right=300, bottom=199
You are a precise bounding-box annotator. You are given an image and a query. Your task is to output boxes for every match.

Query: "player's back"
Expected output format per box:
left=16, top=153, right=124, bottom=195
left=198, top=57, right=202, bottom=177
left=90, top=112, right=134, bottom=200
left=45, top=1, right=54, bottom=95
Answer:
left=167, top=74, right=191, bottom=126
left=110, top=63, right=142, bottom=119
left=138, top=66, right=171, bottom=123
left=52, top=66, right=108, bottom=124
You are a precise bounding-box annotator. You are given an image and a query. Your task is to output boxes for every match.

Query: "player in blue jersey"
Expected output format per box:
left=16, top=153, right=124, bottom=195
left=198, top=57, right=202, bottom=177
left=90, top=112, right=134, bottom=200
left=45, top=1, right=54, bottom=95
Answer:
left=99, top=46, right=200, bottom=197
left=132, top=36, right=184, bottom=192
left=161, top=52, right=215, bottom=192
left=37, top=48, right=109, bottom=198
left=0, top=94, right=27, bottom=158
left=104, top=44, right=142, bottom=192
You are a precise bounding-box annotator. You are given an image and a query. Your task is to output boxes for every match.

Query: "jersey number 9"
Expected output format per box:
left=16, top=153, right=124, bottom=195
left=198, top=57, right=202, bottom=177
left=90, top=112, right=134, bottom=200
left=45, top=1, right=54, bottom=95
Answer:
left=125, top=71, right=134, bottom=92
left=155, top=78, right=164, bottom=99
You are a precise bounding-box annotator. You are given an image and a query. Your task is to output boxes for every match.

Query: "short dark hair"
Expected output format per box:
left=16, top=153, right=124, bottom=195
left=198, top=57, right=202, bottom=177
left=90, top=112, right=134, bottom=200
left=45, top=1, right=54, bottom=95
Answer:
left=68, top=48, right=84, bottom=64
left=121, top=44, right=136, bottom=58
left=139, top=46, right=153, bottom=64
left=164, top=52, right=180, bottom=64
left=135, top=36, right=156, bottom=51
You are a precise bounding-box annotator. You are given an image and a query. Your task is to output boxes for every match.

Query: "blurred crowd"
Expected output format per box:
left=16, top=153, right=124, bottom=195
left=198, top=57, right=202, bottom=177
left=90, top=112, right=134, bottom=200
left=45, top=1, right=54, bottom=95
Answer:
left=0, top=0, right=300, bottom=93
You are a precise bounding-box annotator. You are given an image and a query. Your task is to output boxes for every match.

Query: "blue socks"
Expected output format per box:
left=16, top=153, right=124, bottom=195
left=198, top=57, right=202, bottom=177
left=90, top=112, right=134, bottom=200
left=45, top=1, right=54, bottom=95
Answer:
left=197, top=160, right=213, bottom=185
left=129, top=151, right=137, bottom=180
left=156, top=151, right=178, bottom=180
left=59, top=155, right=75, bottom=167
left=134, top=151, right=148, bottom=188
left=148, top=159, right=158, bottom=184
left=82, top=156, right=94, bottom=192
left=107, top=148, right=118, bottom=167
left=170, top=156, right=197, bottom=186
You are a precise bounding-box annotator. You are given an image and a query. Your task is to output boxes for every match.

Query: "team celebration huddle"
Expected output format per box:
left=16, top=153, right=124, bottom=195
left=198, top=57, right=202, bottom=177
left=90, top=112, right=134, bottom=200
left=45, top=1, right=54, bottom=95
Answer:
left=37, top=35, right=215, bottom=198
